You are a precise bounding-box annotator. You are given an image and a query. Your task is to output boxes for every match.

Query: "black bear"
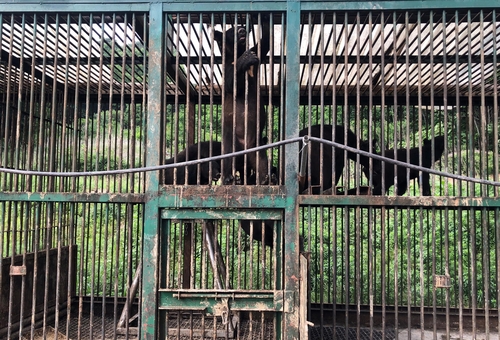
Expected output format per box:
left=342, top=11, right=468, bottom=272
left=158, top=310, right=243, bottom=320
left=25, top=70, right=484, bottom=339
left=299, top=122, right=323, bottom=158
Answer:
left=164, top=141, right=221, bottom=185
left=246, top=125, right=376, bottom=248
left=163, top=141, right=275, bottom=247
left=299, top=124, right=377, bottom=194
left=214, top=14, right=271, bottom=185
left=365, top=135, right=446, bottom=195
left=239, top=219, right=275, bottom=248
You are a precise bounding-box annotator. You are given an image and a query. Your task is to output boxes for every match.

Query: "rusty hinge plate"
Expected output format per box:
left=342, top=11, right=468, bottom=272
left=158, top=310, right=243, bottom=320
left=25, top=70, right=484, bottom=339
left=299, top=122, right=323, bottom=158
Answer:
left=10, top=265, right=27, bottom=276
left=274, top=290, right=294, bottom=313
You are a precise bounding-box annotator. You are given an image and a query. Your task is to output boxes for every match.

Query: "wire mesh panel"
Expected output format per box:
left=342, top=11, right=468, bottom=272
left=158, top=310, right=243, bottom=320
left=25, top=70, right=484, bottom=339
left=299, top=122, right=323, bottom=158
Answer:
left=0, top=12, right=148, bottom=194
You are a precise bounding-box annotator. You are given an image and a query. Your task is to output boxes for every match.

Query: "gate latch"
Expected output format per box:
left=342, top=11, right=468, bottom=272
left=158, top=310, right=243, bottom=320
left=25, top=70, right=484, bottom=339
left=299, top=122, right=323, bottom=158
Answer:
left=214, top=298, right=230, bottom=325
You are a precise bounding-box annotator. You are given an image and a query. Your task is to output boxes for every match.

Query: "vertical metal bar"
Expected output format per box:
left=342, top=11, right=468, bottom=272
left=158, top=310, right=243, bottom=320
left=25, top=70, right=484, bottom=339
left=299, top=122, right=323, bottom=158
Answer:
left=342, top=12, right=349, bottom=196
left=3, top=14, right=14, bottom=191
left=479, top=11, right=488, bottom=195
left=93, top=15, right=104, bottom=192
left=196, top=13, right=204, bottom=184
left=19, top=201, right=28, bottom=338
left=320, top=13, right=326, bottom=194
left=393, top=207, right=399, bottom=335
left=208, top=13, right=216, bottom=182
left=46, top=14, right=60, bottom=193
left=416, top=12, right=426, bottom=338
left=305, top=12, right=312, bottom=194
left=54, top=202, right=63, bottom=336
left=329, top=10, right=339, bottom=331
left=0, top=13, right=3, bottom=191
left=70, top=13, right=82, bottom=192
left=100, top=203, right=109, bottom=339
left=492, top=11, right=500, bottom=340
left=113, top=204, right=122, bottom=338
left=342, top=12, right=350, bottom=335
left=354, top=12, right=361, bottom=194
left=229, top=13, right=238, bottom=182
left=388, top=11, right=397, bottom=197
left=58, top=14, right=70, bottom=192
left=142, top=3, right=163, bottom=338
left=284, top=1, right=300, bottom=339
left=493, top=11, right=499, bottom=198
left=81, top=14, right=92, bottom=193
left=116, top=15, right=128, bottom=194
left=479, top=11, right=491, bottom=337
left=7, top=201, right=16, bottom=337
left=13, top=14, right=25, bottom=192
left=266, top=13, right=274, bottom=183
left=169, top=14, right=179, bottom=184
left=106, top=15, right=117, bottom=193
left=377, top=11, right=388, bottom=339
left=466, top=11, right=478, bottom=338
left=279, top=11, right=286, bottom=189
left=255, top=13, right=264, bottom=185
left=367, top=12, right=376, bottom=334
left=243, top=13, right=250, bottom=185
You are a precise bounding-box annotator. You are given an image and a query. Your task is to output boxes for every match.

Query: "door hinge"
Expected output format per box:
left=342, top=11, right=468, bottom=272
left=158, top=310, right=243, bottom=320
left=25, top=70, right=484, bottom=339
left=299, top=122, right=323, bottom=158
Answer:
left=274, top=290, right=294, bottom=313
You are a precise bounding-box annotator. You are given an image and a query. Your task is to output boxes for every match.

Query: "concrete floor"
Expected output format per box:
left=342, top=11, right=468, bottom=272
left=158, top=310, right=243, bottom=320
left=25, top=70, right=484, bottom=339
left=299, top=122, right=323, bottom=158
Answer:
left=398, top=329, right=499, bottom=340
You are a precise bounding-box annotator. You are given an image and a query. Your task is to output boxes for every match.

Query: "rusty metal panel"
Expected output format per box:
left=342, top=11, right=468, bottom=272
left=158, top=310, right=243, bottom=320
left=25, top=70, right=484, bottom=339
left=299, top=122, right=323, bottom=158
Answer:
left=0, top=247, right=75, bottom=338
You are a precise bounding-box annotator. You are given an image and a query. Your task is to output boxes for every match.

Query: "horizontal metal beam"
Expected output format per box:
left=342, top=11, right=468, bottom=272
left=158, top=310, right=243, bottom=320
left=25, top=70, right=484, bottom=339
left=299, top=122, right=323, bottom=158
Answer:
left=159, top=185, right=291, bottom=208
left=300, top=0, right=499, bottom=11
left=0, top=192, right=146, bottom=203
left=161, top=208, right=282, bottom=220
left=1, top=1, right=493, bottom=12
left=0, top=2, right=150, bottom=12
left=298, top=195, right=500, bottom=208
left=159, top=290, right=280, bottom=312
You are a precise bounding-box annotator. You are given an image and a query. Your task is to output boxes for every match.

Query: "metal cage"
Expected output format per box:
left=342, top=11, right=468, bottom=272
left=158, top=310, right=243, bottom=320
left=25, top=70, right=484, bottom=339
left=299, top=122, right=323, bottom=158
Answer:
left=0, top=1, right=499, bottom=339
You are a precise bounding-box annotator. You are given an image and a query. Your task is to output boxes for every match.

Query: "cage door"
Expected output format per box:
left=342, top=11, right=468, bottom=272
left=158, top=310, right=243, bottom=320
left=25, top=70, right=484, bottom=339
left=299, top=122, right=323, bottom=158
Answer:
left=159, top=208, right=284, bottom=339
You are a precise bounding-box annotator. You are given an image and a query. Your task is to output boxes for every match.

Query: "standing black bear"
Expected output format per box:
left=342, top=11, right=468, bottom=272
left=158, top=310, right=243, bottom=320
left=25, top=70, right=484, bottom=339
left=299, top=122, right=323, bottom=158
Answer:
left=365, top=135, right=446, bottom=195
left=214, top=14, right=271, bottom=185
left=164, top=141, right=221, bottom=185
left=299, top=124, right=378, bottom=194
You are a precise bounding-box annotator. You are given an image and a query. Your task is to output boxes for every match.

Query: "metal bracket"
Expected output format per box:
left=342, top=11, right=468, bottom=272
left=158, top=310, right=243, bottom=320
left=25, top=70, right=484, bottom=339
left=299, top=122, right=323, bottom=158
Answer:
left=274, top=290, right=294, bottom=313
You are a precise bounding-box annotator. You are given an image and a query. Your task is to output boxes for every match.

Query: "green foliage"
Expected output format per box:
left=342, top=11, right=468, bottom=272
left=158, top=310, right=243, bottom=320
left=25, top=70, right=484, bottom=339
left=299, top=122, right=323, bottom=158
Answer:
left=302, top=204, right=500, bottom=309
left=74, top=202, right=142, bottom=297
